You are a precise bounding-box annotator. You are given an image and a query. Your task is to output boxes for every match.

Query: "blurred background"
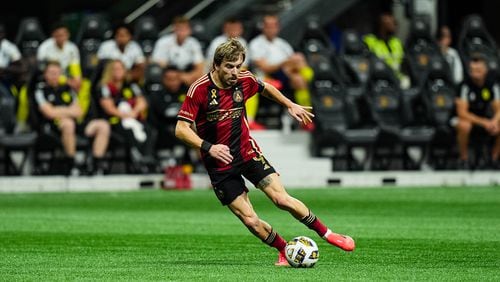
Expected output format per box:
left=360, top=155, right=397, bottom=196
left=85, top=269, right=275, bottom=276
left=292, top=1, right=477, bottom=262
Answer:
left=1, top=0, right=500, bottom=190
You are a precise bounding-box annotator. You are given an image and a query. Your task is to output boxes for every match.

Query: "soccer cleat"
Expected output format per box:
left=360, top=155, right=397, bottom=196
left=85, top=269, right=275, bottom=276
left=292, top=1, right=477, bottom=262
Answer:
left=274, top=250, right=289, bottom=266
left=249, top=121, right=267, bottom=131
left=325, top=233, right=355, bottom=252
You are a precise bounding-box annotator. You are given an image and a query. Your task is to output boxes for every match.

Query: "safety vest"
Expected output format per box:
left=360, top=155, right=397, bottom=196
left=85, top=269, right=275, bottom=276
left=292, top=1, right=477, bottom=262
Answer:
left=363, top=34, right=404, bottom=74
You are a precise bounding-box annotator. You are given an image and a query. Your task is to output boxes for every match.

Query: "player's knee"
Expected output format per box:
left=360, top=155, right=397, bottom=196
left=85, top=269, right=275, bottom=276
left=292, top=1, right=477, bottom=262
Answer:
left=96, top=120, right=111, bottom=137
left=60, top=118, right=75, bottom=133
left=456, top=119, right=472, bottom=134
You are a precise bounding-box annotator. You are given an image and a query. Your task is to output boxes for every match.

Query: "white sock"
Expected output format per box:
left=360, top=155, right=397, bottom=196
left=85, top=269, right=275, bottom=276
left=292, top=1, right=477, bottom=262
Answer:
left=322, top=229, right=332, bottom=239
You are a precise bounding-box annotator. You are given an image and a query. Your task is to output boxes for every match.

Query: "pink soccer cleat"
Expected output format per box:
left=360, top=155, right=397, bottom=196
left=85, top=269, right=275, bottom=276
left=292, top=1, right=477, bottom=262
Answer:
left=274, top=250, right=289, bottom=266
left=325, top=233, right=355, bottom=252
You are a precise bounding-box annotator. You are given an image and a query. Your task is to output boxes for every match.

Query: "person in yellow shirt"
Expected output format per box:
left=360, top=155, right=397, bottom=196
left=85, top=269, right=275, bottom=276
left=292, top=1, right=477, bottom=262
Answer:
left=363, top=12, right=406, bottom=83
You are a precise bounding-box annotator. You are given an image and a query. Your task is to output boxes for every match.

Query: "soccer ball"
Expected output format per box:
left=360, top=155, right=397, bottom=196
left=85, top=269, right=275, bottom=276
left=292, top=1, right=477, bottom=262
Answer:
left=285, top=236, right=319, bottom=268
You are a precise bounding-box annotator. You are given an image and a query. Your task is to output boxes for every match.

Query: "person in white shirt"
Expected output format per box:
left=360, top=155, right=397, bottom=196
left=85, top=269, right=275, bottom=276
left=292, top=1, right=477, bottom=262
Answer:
left=97, top=24, right=145, bottom=82
left=37, top=22, right=82, bottom=90
left=151, top=16, right=204, bottom=86
left=248, top=14, right=314, bottom=130
left=437, top=25, right=463, bottom=86
left=206, top=17, right=248, bottom=70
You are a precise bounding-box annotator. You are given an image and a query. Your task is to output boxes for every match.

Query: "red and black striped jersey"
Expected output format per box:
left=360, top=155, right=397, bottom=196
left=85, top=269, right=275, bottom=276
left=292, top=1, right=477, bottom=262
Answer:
left=177, top=70, right=265, bottom=172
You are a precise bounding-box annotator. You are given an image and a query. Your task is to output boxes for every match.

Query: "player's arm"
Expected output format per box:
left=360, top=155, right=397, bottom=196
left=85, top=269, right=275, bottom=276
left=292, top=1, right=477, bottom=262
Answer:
left=175, top=120, right=233, bottom=164
left=455, top=98, right=490, bottom=128
left=261, top=82, right=314, bottom=124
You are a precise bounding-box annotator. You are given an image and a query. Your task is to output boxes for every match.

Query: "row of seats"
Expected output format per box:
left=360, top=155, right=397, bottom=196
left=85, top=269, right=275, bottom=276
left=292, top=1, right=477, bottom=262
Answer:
left=300, top=15, right=497, bottom=170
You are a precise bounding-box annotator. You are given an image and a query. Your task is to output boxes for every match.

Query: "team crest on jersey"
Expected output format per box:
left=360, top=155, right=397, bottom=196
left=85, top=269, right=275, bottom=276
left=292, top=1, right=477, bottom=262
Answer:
left=233, top=89, right=243, bottom=103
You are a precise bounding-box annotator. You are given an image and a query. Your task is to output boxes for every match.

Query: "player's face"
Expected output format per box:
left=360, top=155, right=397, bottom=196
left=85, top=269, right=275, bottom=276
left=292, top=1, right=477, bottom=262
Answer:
left=162, top=70, right=182, bottom=92
left=224, top=22, right=243, bottom=38
left=115, top=28, right=131, bottom=47
left=215, top=54, right=244, bottom=88
left=263, top=16, right=280, bottom=39
left=111, top=61, right=126, bottom=81
left=469, top=60, right=487, bottom=82
left=52, top=28, right=69, bottom=47
left=44, top=65, right=62, bottom=87
left=174, top=23, right=191, bottom=43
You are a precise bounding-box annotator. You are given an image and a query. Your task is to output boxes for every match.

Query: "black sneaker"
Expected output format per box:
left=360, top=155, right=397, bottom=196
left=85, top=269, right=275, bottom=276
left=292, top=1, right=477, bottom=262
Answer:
left=457, top=159, right=471, bottom=170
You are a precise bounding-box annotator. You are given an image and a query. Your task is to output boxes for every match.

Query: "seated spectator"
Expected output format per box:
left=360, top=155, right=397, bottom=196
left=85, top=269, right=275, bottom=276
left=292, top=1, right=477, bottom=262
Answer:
left=206, top=17, right=248, bottom=70
left=437, top=25, right=463, bottom=86
left=363, top=11, right=409, bottom=88
left=98, top=60, right=155, bottom=171
left=248, top=14, right=313, bottom=130
left=151, top=16, right=204, bottom=86
left=97, top=23, right=145, bottom=82
left=455, top=54, right=500, bottom=168
left=37, top=22, right=82, bottom=91
left=35, top=62, right=110, bottom=175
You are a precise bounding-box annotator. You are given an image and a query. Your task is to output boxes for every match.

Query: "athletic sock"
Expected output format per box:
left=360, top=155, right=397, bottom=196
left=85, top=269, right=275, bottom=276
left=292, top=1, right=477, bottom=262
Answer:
left=300, top=210, right=328, bottom=237
left=263, top=229, right=287, bottom=252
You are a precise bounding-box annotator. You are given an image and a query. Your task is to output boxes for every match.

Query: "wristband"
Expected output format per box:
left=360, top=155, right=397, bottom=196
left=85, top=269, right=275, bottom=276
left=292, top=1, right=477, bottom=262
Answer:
left=201, top=140, right=213, bottom=152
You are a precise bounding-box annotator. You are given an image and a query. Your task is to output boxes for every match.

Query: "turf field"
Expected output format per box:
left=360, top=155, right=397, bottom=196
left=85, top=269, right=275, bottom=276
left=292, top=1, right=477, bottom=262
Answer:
left=0, top=186, right=499, bottom=281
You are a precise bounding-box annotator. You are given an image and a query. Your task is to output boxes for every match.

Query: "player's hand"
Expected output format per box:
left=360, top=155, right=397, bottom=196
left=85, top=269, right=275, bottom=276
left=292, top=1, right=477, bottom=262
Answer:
left=485, top=119, right=500, bottom=135
left=209, top=144, right=233, bottom=165
left=287, top=103, right=315, bottom=124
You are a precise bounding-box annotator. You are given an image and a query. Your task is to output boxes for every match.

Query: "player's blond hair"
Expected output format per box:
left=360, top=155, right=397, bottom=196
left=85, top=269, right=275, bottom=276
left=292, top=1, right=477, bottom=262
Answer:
left=212, top=38, right=246, bottom=70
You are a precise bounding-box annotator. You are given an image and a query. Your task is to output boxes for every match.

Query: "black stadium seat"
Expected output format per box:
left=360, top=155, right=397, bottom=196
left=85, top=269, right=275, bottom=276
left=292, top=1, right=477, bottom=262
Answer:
left=367, top=58, right=435, bottom=170
left=310, top=54, right=378, bottom=170
left=340, top=30, right=372, bottom=88
left=76, top=14, right=111, bottom=78
left=422, top=58, right=457, bottom=169
left=15, top=17, right=46, bottom=58
left=405, top=17, right=442, bottom=88
left=134, top=16, right=158, bottom=58
left=458, top=14, right=499, bottom=78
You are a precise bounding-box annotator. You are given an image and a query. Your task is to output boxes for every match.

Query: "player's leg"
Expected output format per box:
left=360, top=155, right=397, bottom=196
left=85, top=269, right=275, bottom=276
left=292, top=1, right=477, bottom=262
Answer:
left=84, top=119, right=110, bottom=173
left=456, top=118, right=472, bottom=162
left=58, top=117, right=77, bottom=174
left=227, top=192, right=289, bottom=266
left=257, top=173, right=355, bottom=251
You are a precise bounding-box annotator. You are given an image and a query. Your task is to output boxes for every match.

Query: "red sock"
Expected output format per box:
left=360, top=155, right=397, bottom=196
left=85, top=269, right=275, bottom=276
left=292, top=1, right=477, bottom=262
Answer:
left=263, top=229, right=287, bottom=251
left=300, top=211, right=328, bottom=237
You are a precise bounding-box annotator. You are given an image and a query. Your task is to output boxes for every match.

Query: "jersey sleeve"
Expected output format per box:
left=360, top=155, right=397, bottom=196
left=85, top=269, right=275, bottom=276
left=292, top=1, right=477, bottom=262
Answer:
left=241, top=71, right=264, bottom=101
left=177, top=83, right=204, bottom=123
left=458, top=84, right=469, bottom=101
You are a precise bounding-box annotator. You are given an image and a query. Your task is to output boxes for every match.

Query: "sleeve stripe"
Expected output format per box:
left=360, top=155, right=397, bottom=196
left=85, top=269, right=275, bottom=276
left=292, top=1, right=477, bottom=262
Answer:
left=187, top=76, right=209, bottom=97
left=177, top=116, right=194, bottom=123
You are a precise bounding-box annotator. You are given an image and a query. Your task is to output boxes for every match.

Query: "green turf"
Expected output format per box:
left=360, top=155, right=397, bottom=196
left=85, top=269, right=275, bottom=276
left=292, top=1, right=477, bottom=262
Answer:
left=0, top=187, right=499, bottom=281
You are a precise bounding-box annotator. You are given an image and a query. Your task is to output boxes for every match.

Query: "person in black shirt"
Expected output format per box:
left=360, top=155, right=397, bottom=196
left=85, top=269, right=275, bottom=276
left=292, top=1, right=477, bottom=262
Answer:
left=455, top=54, right=500, bottom=167
left=35, top=62, right=110, bottom=174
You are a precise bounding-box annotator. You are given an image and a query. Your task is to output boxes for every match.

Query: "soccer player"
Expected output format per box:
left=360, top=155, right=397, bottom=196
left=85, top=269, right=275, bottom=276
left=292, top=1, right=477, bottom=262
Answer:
left=175, top=39, right=355, bottom=266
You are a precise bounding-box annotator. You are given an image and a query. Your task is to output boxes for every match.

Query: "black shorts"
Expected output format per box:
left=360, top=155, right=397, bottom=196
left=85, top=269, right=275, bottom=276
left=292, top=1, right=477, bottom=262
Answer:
left=209, top=155, right=276, bottom=205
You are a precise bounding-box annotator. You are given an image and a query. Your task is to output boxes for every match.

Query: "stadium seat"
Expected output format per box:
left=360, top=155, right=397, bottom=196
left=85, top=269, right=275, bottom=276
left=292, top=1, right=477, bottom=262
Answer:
left=310, top=53, right=378, bottom=170
left=134, top=16, right=158, bottom=58
left=0, top=87, right=37, bottom=175
left=340, top=30, right=372, bottom=88
left=144, top=63, right=163, bottom=96
left=76, top=14, right=111, bottom=78
left=405, top=17, right=442, bottom=88
left=421, top=58, right=457, bottom=169
left=367, top=58, right=435, bottom=170
left=458, top=14, right=499, bottom=78
left=15, top=17, right=46, bottom=58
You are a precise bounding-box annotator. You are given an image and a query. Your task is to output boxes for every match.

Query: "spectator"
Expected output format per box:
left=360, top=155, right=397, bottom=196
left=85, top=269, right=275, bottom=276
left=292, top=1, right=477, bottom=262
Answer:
left=37, top=22, right=82, bottom=91
left=248, top=14, right=313, bottom=130
left=0, top=23, right=26, bottom=90
left=437, top=25, right=463, bottom=86
left=151, top=16, right=204, bottom=86
left=455, top=54, right=500, bottom=168
left=34, top=62, right=110, bottom=175
left=98, top=60, right=155, bottom=171
left=97, top=23, right=145, bottom=82
left=363, top=12, right=409, bottom=87
left=206, top=17, right=248, bottom=70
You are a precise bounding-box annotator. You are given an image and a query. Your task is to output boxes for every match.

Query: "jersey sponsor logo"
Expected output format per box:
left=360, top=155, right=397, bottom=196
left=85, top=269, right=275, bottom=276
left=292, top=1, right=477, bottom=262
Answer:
left=178, top=110, right=194, bottom=118
left=207, top=107, right=243, bottom=122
